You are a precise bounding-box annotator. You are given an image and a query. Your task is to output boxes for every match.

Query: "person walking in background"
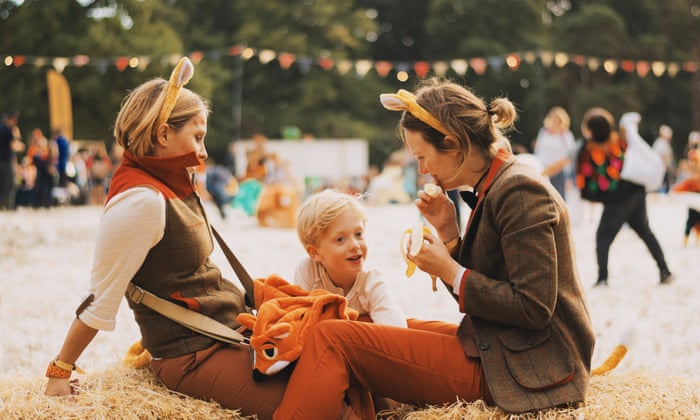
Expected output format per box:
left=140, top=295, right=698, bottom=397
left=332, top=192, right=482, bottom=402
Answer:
left=256, top=152, right=300, bottom=228
left=16, top=128, right=48, bottom=207
left=294, top=188, right=407, bottom=327
left=52, top=128, right=71, bottom=187
left=275, top=80, right=595, bottom=418
left=31, top=131, right=58, bottom=208
left=25, top=127, right=47, bottom=161
left=579, top=108, right=672, bottom=287
left=652, top=124, right=675, bottom=193
left=223, top=141, right=237, bottom=178
left=676, top=131, right=700, bottom=183
left=44, top=58, right=289, bottom=419
left=14, top=155, right=36, bottom=207
left=204, top=157, right=237, bottom=219
left=65, top=147, right=89, bottom=205
left=0, top=110, right=25, bottom=210
left=534, top=106, right=577, bottom=200
left=87, top=147, right=112, bottom=206
left=671, top=131, right=700, bottom=246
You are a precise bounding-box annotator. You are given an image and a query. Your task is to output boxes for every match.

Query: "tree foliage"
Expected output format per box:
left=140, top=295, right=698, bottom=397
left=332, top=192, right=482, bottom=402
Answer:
left=1, top=0, right=700, bottom=165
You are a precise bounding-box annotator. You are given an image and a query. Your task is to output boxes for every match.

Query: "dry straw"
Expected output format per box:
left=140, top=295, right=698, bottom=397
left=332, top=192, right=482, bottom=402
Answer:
left=1, top=366, right=698, bottom=419
left=0, top=366, right=248, bottom=420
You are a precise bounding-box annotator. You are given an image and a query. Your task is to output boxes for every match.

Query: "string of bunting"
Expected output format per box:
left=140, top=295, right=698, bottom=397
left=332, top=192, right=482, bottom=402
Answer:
left=2, top=45, right=697, bottom=78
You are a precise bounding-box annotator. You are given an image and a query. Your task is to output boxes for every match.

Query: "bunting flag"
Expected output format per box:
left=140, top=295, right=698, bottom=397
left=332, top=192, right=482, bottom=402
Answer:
left=2, top=46, right=699, bottom=80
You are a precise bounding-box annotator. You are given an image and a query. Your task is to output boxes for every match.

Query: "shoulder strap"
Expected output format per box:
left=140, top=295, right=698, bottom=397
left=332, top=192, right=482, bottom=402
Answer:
left=211, top=226, right=255, bottom=306
left=125, top=283, right=249, bottom=346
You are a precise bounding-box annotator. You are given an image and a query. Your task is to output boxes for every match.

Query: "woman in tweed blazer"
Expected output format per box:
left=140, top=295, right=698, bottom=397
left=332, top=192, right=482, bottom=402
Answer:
left=275, top=79, right=595, bottom=419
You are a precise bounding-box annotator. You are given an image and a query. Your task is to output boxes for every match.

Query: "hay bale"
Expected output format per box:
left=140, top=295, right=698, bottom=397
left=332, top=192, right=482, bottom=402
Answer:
left=2, top=368, right=698, bottom=419
left=0, top=366, right=248, bottom=419
left=382, top=371, right=700, bottom=419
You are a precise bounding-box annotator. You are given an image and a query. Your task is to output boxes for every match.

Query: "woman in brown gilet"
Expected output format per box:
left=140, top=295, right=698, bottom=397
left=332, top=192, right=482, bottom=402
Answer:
left=44, top=58, right=288, bottom=419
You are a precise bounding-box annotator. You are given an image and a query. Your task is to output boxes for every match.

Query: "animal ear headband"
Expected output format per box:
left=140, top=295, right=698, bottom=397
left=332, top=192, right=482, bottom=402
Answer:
left=153, top=57, right=195, bottom=135
left=379, top=89, right=450, bottom=136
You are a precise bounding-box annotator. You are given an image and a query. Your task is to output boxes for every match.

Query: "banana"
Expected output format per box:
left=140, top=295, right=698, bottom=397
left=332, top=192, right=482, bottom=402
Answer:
left=401, top=222, right=438, bottom=291
left=423, top=182, right=443, bottom=197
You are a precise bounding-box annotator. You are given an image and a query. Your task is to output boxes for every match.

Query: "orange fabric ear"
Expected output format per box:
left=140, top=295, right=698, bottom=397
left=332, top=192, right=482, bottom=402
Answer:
left=237, top=313, right=257, bottom=330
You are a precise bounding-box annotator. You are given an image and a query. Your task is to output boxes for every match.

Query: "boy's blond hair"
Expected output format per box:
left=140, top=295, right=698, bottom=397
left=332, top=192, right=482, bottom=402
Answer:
left=296, top=189, right=367, bottom=247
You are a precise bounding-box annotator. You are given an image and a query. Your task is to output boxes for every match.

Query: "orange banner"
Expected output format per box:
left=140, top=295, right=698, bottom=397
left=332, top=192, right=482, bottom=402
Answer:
left=46, top=70, right=73, bottom=139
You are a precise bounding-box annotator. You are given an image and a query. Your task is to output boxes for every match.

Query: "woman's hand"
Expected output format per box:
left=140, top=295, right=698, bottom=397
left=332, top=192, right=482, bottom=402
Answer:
left=415, top=189, right=459, bottom=242
left=45, top=377, right=79, bottom=397
left=408, top=232, right=462, bottom=287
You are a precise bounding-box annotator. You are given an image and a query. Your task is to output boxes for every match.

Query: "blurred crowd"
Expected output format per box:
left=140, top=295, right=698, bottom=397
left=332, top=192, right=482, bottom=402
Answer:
left=1, top=111, right=122, bottom=210
left=3, top=108, right=699, bottom=246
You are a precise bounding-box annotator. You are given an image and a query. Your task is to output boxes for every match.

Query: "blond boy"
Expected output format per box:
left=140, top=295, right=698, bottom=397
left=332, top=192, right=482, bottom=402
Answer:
left=294, top=189, right=406, bottom=327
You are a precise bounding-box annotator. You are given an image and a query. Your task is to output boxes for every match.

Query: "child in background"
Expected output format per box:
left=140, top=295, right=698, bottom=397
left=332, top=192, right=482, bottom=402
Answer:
left=294, top=188, right=407, bottom=327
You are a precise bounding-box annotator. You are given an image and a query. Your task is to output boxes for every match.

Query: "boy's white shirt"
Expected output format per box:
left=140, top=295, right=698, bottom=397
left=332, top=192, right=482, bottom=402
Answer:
left=293, top=257, right=407, bottom=328
left=78, top=187, right=166, bottom=331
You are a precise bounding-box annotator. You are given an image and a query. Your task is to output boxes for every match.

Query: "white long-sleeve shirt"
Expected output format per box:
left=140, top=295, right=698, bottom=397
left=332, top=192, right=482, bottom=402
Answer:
left=293, top=258, right=407, bottom=328
left=79, top=187, right=166, bottom=331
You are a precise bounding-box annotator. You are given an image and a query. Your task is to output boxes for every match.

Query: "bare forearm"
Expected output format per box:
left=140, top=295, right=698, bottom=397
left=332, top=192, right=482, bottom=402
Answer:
left=56, top=317, right=99, bottom=364
left=45, top=318, right=98, bottom=396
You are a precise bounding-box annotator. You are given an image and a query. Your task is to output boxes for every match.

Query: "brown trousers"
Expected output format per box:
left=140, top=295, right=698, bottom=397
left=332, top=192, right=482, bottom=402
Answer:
left=151, top=342, right=289, bottom=420
left=274, top=319, right=491, bottom=420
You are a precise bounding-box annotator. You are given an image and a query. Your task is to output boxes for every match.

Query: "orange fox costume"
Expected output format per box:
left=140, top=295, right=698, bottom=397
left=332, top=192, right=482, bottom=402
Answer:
left=237, top=275, right=359, bottom=378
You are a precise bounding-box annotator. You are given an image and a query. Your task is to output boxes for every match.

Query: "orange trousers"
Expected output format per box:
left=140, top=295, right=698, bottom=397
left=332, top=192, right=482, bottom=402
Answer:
left=274, top=319, right=490, bottom=419
left=151, top=342, right=289, bottom=420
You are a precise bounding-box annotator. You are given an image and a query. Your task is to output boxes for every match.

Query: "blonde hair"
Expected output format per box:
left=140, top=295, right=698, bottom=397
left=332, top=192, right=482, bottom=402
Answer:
left=113, top=78, right=209, bottom=157
left=543, top=106, right=571, bottom=132
left=296, top=189, right=367, bottom=247
left=398, top=78, right=516, bottom=175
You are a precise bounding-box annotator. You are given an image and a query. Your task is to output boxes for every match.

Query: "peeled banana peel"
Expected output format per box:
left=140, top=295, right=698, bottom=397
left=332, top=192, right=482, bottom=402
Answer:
left=401, top=222, right=438, bottom=291
left=400, top=183, right=444, bottom=291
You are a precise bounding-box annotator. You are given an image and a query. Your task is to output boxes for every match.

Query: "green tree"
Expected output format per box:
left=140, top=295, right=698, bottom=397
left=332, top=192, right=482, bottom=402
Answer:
left=354, top=0, right=552, bottom=152
left=3, top=0, right=700, bottom=168
left=0, top=0, right=95, bottom=138
left=72, top=0, right=186, bottom=141
left=163, top=0, right=386, bottom=163
left=0, top=0, right=185, bottom=145
left=550, top=1, right=700, bottom=152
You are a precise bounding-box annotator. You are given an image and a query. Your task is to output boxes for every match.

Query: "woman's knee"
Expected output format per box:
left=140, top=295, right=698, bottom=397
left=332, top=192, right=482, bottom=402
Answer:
left=304, top=320, right=367, bottom=357
left=308, top=319, right=348, bottom=343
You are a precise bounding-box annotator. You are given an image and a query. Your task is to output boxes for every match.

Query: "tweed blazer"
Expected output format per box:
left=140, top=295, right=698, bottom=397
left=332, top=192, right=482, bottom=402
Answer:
left=454, top=152, right=595, bottom=413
